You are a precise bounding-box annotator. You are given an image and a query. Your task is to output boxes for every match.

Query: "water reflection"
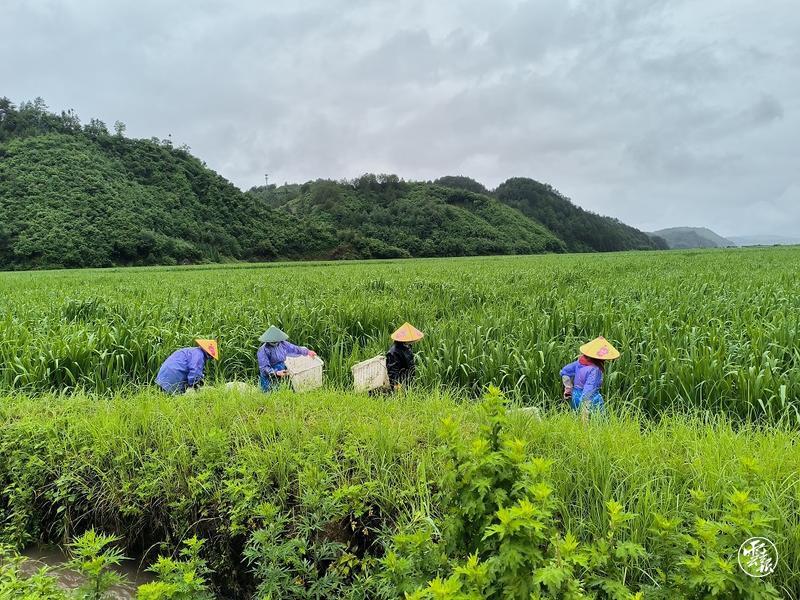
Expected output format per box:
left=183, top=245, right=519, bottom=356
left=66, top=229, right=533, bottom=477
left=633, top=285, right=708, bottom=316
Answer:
left=21, top=546, right=153, bottom=599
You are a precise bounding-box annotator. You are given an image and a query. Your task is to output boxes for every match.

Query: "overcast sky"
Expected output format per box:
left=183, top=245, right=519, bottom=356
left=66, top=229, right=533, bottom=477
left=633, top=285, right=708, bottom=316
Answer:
left=2, top=0, right=798, bottom=236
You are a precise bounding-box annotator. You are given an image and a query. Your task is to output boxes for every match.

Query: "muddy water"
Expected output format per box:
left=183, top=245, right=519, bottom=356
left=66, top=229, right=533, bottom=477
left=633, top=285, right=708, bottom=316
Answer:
left=21, top=546, right=154, bottom=599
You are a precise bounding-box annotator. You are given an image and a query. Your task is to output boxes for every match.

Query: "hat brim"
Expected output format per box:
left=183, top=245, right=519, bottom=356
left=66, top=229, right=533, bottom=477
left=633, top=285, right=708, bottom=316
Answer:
left=579, top=343, right=620, bottom=360
left=391, top=322, right=424, bottom=343
left=391, top=333, right=424, bottom=342
left=259, top=332, right=289, bottom=343
left=195, top=339, right=220, bottom=360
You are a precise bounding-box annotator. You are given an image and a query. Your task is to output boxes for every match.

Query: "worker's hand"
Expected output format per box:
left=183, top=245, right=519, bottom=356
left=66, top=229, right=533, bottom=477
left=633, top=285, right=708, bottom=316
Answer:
left=563, top=387, right=572, bottom=400
left=276, top=370, right=288, bottom=377
left=308, top=350, right=317, bottom=358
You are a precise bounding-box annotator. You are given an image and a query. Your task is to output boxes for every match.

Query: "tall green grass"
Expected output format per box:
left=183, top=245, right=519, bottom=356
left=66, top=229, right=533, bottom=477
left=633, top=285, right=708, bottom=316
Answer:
left=2, top=248, right=800, bottom=421
left=0, top=387, right=797, bottom=595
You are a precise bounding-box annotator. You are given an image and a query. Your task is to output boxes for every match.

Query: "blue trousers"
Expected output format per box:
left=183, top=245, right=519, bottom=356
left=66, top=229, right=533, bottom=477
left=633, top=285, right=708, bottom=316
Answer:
left=260, top=362, right=286, bottom=392
left=571, top=388, right=604, bottom=411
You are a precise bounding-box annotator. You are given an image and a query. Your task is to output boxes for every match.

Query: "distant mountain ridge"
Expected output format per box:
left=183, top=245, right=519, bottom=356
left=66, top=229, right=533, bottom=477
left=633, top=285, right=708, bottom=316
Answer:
left=250, top=175, right=666, bottom=258
left=650, top=227, right=735, bottom=249
left=728, top=235, right=800, bottom=247
left=1, top=96, right=667, bottom=270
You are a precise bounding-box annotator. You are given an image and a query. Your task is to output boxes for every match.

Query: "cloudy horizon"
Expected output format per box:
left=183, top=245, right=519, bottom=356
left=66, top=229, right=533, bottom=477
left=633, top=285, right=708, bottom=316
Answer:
left=2, top=0, right=798, bottom=237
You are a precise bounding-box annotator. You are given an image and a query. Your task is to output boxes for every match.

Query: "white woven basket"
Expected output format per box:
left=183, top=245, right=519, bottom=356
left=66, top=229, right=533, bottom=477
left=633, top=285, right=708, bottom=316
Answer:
left=285, top=355, right=325, bottom=392
left=351, top=355, right=389, bottom=392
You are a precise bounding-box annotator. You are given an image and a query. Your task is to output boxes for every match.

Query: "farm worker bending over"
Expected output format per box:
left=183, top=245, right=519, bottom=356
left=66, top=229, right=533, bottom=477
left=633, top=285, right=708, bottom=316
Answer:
left=386, top=322, right=424, bottom=391
left=257, top=325, right=317, bottom=392
left=156, top=339, right=219, bottom=394
left=560, top=336, right=620, bottom=414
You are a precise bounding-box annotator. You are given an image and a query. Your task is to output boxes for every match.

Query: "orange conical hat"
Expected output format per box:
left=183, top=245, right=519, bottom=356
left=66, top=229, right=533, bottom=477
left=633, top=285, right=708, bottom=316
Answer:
left=391, top=322, right=424, bottom=343
left=579, top=336, right=620, bottom=360
left=195, top=338, right=220, bottom=360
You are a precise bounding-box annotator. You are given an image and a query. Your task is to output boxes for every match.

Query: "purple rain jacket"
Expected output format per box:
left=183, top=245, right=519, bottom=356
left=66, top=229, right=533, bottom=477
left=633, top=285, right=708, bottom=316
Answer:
left=156, top=347, right=210, bottom=393
left=560, top=359, right=603, bottom=399
left=257, top=341, right=309, bottom=376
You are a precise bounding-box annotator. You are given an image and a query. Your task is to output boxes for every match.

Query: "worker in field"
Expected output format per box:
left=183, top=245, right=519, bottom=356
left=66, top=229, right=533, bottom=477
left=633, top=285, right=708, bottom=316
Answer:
left=386, top=322, right=424, bottom=391
left=560, top=336, right=620, bottom=418
left=156, top=339, right=219, bottom=394
left=257, top=325, right=317, bottom=392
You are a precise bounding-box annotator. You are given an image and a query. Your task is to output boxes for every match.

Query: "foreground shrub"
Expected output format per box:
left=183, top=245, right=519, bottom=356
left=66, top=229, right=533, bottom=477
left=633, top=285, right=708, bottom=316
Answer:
left=65, top=529, right=127, bottom=599
left=380, top=388, right=783, bottom=599
left=136, top=537, right=212, bottom=600
left=0, top=389, right=795, bottom=596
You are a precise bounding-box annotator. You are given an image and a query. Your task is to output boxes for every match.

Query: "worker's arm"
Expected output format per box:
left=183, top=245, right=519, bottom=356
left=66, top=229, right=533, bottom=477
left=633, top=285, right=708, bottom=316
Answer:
left=187, top=350, right=206, bottom=387
left=257, top=345, right=277, bottom=376
left=560, top=361, right=577, bottom=397
left=386, top=350, right=402, bottom=386
left=561, top=362, right=578, bottom=400
left=560, top=361, right=577, bottom=379
left=284, top=342, right=311, bottom=357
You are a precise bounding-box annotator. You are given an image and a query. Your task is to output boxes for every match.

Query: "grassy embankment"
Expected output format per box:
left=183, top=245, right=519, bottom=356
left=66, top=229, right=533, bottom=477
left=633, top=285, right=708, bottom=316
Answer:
left=0, top=387, right=797, bottom=596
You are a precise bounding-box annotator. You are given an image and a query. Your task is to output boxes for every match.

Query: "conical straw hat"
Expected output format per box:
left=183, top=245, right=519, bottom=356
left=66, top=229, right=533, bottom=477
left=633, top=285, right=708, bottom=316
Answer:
left=579, top=336, right=620, bottom=360
left=259, top=325, right=289, bottom=344
left=391, top=322, right=424, bottom=343
left=195, top=339, right=220, bottom=360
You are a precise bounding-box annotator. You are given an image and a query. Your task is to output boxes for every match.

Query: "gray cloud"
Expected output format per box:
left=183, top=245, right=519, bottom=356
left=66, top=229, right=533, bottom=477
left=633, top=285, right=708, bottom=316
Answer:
left=1, top=0, right=798, bottom=236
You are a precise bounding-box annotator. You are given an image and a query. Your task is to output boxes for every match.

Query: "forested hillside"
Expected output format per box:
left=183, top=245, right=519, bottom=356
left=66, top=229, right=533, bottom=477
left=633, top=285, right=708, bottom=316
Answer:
left=247, top=176, right=565, bottom=258
left=1, top=97, right=663, bottom=270
left=495, top=177, right=667, bottom=252
left=0, top=98, right=338, bottom=268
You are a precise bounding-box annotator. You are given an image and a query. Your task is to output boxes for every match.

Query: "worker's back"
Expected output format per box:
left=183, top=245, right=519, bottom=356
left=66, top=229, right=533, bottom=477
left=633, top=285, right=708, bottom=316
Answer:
left=157, top=347, right=203, bottom=393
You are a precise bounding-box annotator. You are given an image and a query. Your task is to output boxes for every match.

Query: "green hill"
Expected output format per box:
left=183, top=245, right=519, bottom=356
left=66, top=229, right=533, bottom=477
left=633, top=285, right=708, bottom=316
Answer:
left=247, top=176, right=565, bottom=259
left=495, top=177, right=667, bottom=252
left=650, top=227, right=735, bottom=249
left=432, top=175, right=490, bottom=195
left=0, top=98, right=338, bottom=269
left=0, top=133, right=343, bottom=269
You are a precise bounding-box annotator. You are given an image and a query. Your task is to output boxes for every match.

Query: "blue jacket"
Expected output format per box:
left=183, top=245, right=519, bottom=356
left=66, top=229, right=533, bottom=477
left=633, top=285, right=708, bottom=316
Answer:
left=560, top=359, right=603, bottom=399
left=257, top=341, right=309, bottom=376
left=156, top=347, right=210, bottom=393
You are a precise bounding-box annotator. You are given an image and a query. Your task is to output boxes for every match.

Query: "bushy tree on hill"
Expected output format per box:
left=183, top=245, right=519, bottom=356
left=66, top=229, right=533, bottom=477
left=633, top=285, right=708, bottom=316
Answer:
left=433, top=175, right=489, bottom=195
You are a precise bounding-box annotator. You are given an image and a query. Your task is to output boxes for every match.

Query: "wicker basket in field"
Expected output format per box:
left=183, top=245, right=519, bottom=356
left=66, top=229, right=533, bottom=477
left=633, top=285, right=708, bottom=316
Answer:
left=351, top=355, right=389, bottom=392
left=285, top=355, right=325, bottom=392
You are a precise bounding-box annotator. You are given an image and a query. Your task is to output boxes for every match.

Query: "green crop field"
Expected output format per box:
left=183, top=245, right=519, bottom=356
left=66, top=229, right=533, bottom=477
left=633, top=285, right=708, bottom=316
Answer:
left=2, top=248, right=800, bottom=420
left=1, top=248, right=799, bottom=598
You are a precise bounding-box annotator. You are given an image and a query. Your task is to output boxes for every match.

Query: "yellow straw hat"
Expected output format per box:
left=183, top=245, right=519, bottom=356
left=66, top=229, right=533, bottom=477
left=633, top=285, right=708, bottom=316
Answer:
left=391, top=322, right=424, bottom=343
left=195, top=338, right=220, bottom=360
left=579, top=336, right=620, bottom=360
